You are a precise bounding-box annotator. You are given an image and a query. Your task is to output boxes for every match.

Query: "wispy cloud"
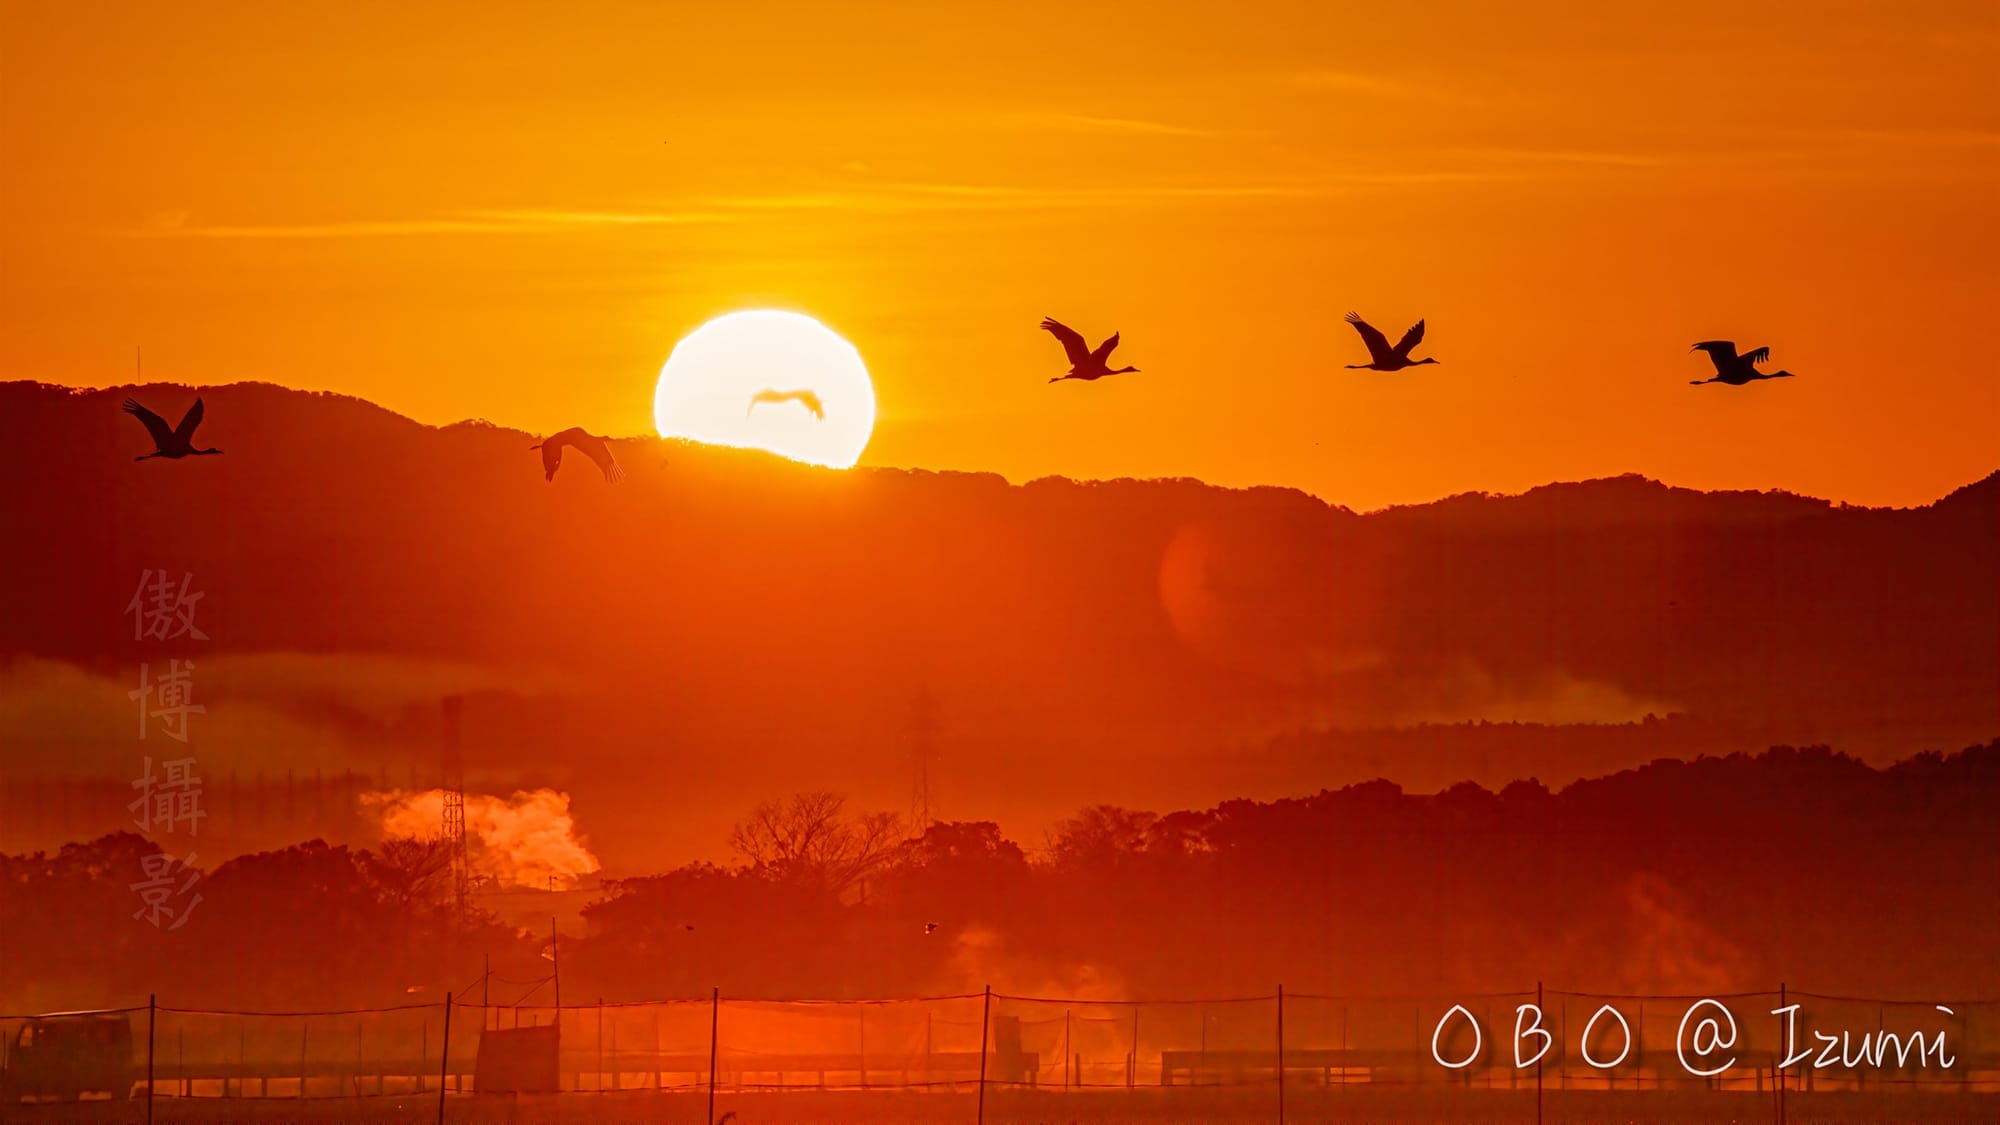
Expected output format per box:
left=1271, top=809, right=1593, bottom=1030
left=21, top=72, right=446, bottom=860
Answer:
left=1796, top=127, right=2000, bottom=149
left=132, top=208, right=733, bottom=239
left=128, top=165, right=1551, bottom=242
left=1280, top=69, right=1429, bottom=98
left=1444, top=147, right=1671, bottom=168
left=1002, top=111, right=1219, bottom=138
left=695, top=180, right=1338, bottom=215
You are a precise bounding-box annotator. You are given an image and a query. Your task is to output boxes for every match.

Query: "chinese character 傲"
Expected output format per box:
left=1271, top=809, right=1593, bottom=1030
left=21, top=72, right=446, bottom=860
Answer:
left=126, top=570, right=209, bottom=642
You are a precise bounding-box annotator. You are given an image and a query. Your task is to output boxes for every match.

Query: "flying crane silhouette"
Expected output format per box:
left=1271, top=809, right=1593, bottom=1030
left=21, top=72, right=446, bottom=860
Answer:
left=1688, top=341, right=1796, bottom=386
left=746, top=388, right=826, bottom=420
left=123, top=397, right=222, bottom=460
left=530, top=427, right=624, bottom=483
left=1342, top=312, right=1440, bottom=371
left=1041, top=317, right=1138, bottom=382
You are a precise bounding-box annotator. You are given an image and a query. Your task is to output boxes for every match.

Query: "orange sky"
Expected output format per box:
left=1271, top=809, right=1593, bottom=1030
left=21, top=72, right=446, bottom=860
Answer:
left=4, top=0, right=1995, bottom=509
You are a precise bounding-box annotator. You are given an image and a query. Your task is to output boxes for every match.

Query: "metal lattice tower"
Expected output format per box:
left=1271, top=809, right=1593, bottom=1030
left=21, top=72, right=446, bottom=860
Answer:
left=907, top=688, right=941, bottom=836
left=440, top=694, right=470, bottom=913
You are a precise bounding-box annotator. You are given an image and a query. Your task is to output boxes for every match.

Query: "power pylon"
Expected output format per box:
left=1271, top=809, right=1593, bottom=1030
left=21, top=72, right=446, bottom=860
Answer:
left=908, top=688, right=941, bottom=836
left=441, top=694, right=470, bottom=914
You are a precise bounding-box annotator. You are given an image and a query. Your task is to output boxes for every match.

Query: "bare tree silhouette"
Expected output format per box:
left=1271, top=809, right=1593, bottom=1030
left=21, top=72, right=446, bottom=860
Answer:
left=729, top=793, right=902, bottom=897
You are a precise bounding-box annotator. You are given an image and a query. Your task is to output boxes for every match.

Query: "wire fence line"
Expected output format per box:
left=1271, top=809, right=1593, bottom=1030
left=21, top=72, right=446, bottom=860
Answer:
left=3, top=986, right=1996, bottom=1121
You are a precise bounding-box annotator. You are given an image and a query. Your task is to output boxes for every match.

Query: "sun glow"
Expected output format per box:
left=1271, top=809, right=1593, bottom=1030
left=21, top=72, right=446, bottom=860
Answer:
left=653, top=310, right=876, bottom=469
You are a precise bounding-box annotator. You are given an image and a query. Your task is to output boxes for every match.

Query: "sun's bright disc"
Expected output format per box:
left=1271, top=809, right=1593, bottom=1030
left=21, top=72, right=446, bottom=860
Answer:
left=652, top=310, right=875, bottom=469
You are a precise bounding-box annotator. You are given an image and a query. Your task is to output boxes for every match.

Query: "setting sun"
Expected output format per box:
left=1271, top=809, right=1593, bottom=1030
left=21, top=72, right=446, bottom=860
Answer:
left=1, top=4, right=1994, bottom=1119
left=653, top=310, right=875, bottom=469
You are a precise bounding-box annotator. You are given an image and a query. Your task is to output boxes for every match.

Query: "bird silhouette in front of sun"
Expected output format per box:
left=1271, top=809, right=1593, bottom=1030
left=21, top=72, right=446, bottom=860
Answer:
left=530, top=427, right=624, bottom=483
left=124, top=397, right=222, bottom=460
left=746, top=388, right=826, bottom=420
left=1688, top=341, right=1796, bottom=386
left=1342, top=312, right=1440, bottom=371
left=1041, top=317, right=1138, bottom=382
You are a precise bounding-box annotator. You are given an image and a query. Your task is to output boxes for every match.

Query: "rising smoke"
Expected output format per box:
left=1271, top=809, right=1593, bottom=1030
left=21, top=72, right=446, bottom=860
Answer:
left=362, top=787, right=601, bottom=888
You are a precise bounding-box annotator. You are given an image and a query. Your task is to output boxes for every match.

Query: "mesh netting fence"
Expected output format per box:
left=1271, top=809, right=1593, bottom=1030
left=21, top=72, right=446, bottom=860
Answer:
left=3, top=988, right=1995, bottom=1119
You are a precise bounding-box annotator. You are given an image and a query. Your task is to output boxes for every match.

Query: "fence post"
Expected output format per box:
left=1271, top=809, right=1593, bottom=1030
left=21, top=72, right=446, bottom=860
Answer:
left=146, top=993, right=155, bottom=1125
left=436, top=988, right=452, bottom=1112
left=1129, top=1004, right=1138, bottom=1088
left=1784, top=976, right=1800, bottom=1120
left=1275, top=985, right=1285, bottom=1125
left=707, top=986, right=719, bottom=1125
left=1064, top=1008, right=1072, bottom=1091
left=977, top=985, right=992, bottom=1125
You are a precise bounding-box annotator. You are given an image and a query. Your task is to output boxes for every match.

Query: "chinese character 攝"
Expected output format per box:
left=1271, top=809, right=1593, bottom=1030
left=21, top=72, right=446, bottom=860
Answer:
left=130, top=756, right=206, bottom=835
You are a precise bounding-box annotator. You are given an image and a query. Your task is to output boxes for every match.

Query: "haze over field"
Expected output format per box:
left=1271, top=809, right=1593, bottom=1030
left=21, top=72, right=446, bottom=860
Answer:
left=2, top=381, right=1992, bottom=873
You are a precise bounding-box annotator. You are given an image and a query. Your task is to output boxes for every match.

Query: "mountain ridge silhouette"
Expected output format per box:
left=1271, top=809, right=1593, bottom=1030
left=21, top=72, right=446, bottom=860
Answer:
left=2, top=379, right=1992, bottom=871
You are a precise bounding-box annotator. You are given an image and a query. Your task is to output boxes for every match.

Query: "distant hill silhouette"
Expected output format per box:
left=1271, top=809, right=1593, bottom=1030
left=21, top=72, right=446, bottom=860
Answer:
left=0, top=380, right=1993, bottom=871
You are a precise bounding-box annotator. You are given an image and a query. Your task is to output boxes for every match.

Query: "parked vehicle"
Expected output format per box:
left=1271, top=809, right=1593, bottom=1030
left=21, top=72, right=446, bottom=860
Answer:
left=1, top=1013, right=136, bottom=1102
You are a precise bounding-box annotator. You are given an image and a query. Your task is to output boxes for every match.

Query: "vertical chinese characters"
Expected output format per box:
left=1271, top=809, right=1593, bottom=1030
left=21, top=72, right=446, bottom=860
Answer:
left=125, top=568, right=211, bottom=928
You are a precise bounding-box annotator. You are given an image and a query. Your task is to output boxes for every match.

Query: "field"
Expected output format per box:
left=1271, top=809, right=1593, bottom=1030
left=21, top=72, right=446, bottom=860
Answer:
left=7, top=1088, right=1999, bottom=1125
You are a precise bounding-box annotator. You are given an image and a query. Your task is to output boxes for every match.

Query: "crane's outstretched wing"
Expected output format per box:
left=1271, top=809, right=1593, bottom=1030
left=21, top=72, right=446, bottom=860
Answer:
left=172, top=397, right=206, bottom=443
left=1040, top=318, right=1091, bottom=366
left=1089, top=332, right=1122, bottom=363
left=1740, top=346, right=1770, bottom=366
left=747, top=389, right=826, bottom=419
left=1690, top=340, right=1740, bottom=374
left=122, top=399, right=176, bottom=448
left=1344, top=313, right=1394, bottom=365
left=1394, top=320, right=1426, bottom=357
left=575, top=433, right=624, bottom=483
